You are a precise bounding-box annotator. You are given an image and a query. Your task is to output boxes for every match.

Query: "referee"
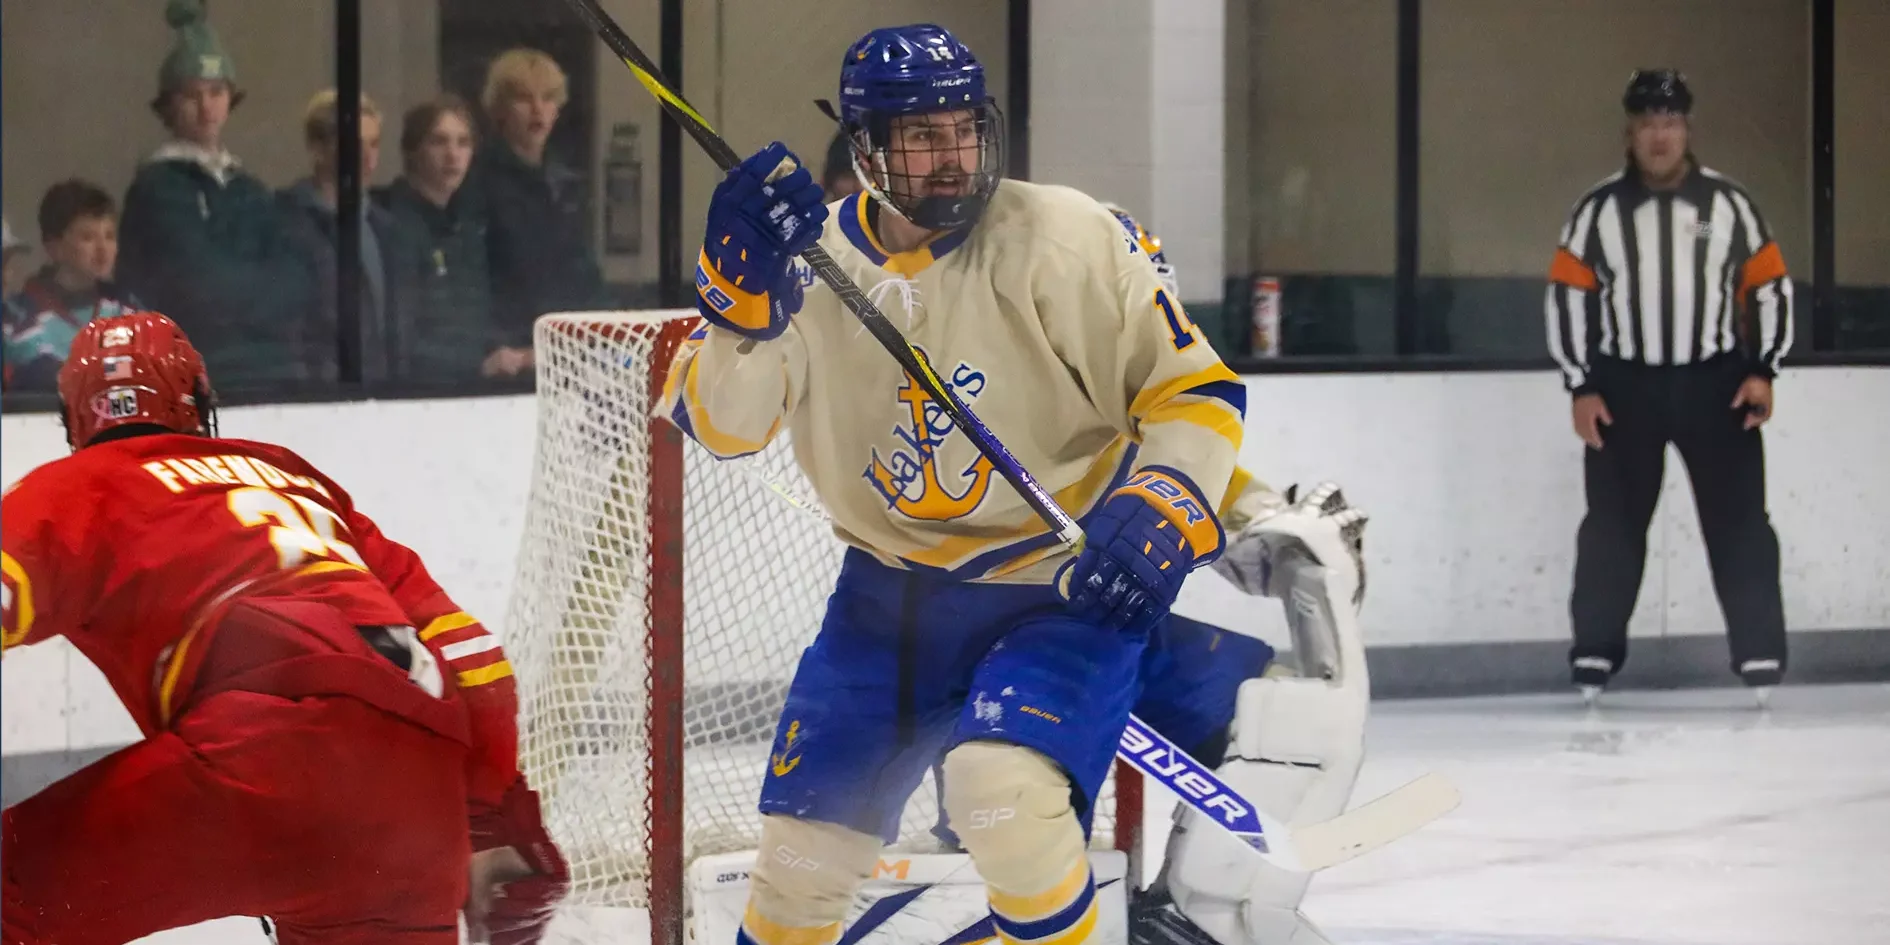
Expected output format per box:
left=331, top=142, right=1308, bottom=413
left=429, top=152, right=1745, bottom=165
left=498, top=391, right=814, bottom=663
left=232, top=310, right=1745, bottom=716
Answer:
left=1545, top=70, right=1792, bottom=703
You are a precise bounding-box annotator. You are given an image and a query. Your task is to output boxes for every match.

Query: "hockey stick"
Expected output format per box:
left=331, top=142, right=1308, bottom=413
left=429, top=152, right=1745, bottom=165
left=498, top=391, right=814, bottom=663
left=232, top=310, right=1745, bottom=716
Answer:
left=559, top=0, right=1455, bottom=872
left=556, top=0, right=1081, bottom=551
left=1119, top=717, right=1460, bottom=872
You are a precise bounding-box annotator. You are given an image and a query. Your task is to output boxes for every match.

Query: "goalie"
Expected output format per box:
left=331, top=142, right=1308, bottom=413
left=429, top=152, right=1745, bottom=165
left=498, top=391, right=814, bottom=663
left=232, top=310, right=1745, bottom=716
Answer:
left=1100, top=206, right=1371, bottom=945
left=1132, top=474, right=1369, bottom=945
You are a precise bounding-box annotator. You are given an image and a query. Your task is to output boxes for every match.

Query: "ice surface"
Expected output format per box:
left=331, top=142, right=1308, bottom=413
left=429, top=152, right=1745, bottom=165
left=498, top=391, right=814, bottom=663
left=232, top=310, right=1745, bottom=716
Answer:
left=126, top=683, right=1890, bottom=945
left=1271, top=683, right=1890, bottom=945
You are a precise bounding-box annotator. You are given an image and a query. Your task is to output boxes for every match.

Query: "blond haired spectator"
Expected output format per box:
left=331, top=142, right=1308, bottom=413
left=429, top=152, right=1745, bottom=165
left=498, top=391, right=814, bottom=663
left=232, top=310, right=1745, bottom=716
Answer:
left=115, top=0, right=314, bottom=387
left=278, top=88, right=399, bottom=381
left=472, top=47, right=602, bottom=377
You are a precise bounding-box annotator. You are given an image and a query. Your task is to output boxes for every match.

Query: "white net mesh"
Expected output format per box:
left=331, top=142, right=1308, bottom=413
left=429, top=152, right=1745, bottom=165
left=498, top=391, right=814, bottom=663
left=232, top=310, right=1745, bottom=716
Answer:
left=507, top=310, right=1123, bottom=915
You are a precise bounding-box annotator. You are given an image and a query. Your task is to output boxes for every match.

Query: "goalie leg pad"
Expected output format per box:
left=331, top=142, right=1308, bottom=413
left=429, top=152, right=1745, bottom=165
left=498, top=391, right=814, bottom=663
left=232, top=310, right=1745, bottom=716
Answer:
left=941, top=740, right=1099, bottom=943
left=1163, top=547, right=1368, bottom=945
left=1161, top=676, right=1366, bottom=945
left=742, top=815, right=883, bottom=945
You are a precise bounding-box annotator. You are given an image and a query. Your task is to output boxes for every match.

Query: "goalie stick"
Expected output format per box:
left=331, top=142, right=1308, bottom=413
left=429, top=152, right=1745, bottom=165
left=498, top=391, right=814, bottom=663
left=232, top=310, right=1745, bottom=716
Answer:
left=556, top=0, right=1458, bottom=873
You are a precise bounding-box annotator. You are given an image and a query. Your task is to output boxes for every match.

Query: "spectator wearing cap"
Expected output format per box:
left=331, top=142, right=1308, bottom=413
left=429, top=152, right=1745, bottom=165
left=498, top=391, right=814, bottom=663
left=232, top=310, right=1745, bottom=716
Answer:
left=473, top=48, right=603, bottom=378
left=115, top=0, right=315, bottom=388
left=3, top=182, right=144, bottom=391
left=1545, top=70, right=1792, bottom=701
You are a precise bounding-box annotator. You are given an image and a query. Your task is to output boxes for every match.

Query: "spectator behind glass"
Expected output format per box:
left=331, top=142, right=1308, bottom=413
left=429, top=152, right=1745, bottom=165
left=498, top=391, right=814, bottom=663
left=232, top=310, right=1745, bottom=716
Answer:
left=376, top=95, right=498, bottom=382
left=3, top=182, right=144, bottom=391
left=475, top=48, right=603, bottom=378
left=115, top=0, right=314, bottom=388
left=278, top=89, right=398, bottom=383
left=2, top=218, right=29, bottom=297
left=822, top=128, right=864, bottom=202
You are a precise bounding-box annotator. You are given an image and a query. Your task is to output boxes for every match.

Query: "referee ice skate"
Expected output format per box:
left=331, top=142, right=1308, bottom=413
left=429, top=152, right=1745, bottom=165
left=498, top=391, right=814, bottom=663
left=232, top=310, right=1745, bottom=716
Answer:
left=1545, top=69, right=1792, bottom=702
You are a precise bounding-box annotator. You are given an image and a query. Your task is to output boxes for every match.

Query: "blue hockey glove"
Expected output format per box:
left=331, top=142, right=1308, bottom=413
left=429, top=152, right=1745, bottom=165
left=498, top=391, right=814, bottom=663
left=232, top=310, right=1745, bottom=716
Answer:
left=1058, top=466, right=1226, bottom=635
left=695, top=142, right=829, bottom=341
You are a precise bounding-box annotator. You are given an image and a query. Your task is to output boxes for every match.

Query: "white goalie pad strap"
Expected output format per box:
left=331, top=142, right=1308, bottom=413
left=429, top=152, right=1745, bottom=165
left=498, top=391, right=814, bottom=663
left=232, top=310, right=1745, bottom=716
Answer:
left=1163, top=550, right=1368, bottom=945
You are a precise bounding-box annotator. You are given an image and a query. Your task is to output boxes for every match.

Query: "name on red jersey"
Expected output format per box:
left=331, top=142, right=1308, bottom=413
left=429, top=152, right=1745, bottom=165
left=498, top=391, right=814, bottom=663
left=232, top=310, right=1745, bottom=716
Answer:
left=142, top=455, right=335, bottom=500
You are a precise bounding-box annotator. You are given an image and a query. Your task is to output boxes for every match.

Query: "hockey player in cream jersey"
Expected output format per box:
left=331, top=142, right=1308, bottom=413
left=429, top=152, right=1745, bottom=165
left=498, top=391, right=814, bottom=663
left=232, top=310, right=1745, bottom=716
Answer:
left=662, top=23, right=1246, bottom=945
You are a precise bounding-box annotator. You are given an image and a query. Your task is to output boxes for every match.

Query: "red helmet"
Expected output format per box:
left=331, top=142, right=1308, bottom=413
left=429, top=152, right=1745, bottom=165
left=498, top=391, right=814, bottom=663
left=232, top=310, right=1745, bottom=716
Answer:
left=58, top=311, right=216, bottom=451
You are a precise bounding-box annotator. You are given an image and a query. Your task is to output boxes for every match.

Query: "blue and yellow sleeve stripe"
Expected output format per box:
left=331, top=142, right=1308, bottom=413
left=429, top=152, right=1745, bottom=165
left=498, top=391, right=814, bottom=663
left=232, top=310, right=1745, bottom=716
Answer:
left=658, top=340, right=784, bottom=460
left=1128, top=363, right=1246, bottom=451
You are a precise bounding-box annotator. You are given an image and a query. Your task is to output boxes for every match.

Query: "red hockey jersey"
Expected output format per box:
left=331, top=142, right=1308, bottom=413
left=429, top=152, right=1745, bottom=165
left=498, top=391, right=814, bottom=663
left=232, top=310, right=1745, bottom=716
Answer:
left=1, top=433, right=521, bottom=811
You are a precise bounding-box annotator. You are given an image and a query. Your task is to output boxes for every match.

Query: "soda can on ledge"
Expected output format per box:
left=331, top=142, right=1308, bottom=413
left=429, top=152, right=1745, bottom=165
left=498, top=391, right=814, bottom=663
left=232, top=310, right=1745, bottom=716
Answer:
left=1250, top=276, right=1282, bottom=357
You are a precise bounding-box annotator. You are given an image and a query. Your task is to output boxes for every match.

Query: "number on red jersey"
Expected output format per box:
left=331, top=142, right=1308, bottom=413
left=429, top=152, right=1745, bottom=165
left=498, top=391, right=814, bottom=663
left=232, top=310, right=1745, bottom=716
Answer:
left=226, top=487, right=368, bottom=570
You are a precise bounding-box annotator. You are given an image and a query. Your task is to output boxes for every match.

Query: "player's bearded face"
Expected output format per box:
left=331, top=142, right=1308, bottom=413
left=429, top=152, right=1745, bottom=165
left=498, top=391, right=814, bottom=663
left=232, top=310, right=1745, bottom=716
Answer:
left=884, top=109, right=982, bottom=205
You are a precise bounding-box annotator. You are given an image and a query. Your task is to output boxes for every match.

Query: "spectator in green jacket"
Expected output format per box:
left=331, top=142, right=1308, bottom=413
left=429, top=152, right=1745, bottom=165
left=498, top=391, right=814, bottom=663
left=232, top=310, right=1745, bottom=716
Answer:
left=115, top=0, right=315, bottom=390
left=475, top=48, right=603, bottom=379
left=4, top=182, right=144, bottom=391
left=378, top=95, right=499, bottom=384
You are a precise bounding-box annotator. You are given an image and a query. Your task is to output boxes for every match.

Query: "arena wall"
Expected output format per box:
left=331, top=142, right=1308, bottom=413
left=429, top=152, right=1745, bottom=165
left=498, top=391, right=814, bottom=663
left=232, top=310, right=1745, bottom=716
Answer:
left=6, top=367, right=1886, bottom=799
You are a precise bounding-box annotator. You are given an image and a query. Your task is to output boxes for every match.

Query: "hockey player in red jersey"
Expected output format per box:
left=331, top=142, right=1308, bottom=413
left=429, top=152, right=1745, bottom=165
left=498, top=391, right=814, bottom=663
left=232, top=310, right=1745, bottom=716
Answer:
left=0, top=312, right=566, bottom=944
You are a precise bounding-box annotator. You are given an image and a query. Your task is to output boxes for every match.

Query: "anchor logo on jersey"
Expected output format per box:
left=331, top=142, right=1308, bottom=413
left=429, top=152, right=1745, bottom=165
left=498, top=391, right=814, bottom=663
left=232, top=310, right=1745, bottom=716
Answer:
left=863, top=354, right=994, bottom=522
left=771, top=720, right=805, bottom=777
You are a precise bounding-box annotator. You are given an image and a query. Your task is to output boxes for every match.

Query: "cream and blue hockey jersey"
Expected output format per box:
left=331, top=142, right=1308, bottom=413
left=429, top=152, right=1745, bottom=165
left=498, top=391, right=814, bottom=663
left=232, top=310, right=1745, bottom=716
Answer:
left=660, top=179, right=1246, bottom=584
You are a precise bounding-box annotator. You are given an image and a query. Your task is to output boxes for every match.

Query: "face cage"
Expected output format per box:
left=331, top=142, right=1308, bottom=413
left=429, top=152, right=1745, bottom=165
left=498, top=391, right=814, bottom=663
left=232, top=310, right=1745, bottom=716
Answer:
left=849, top=100, right=1006, bottom=231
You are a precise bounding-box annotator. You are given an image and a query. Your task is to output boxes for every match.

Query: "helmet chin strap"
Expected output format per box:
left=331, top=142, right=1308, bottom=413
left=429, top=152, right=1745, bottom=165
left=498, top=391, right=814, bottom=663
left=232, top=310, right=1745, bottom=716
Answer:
left=853, top=150, right=985, bottom=233
left=851, top=147, right=910, bottom=224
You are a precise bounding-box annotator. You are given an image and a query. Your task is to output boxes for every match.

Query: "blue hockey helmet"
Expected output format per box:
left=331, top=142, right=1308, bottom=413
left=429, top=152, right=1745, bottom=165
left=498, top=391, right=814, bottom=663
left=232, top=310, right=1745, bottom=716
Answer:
left=818, top=24, right=1005, bottom=230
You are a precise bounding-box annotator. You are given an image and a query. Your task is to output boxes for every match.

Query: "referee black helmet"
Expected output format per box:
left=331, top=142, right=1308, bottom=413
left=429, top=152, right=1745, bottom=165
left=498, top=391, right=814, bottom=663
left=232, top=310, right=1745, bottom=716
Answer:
left=1623, top=69, right=1693, bottom=116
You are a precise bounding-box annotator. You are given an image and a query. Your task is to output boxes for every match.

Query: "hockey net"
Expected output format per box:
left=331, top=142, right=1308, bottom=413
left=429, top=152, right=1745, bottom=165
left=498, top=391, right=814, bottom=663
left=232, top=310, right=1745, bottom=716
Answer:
left=507, top=310, right=1139, bottom=942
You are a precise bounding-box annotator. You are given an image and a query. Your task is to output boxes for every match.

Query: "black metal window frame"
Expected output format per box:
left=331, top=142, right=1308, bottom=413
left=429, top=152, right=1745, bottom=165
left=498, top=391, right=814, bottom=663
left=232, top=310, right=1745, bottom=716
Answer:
left=1224, top=0, right=1887, bottom=375
left=3, top=0, right=1879, bottom=420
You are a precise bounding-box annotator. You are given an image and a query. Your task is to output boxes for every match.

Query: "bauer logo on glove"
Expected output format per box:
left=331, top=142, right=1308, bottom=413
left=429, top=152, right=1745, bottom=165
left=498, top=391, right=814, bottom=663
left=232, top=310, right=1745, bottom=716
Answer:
left=694, top=141, right=830, bottom=341
left=1059, top=466, right=1226, bottom=634
left=1117, top=469, right=1221, bottom=558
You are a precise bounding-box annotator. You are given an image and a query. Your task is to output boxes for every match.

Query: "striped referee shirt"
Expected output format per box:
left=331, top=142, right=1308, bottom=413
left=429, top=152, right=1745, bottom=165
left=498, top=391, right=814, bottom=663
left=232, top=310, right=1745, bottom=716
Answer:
left=1545, top=162, right=1793, bottom=394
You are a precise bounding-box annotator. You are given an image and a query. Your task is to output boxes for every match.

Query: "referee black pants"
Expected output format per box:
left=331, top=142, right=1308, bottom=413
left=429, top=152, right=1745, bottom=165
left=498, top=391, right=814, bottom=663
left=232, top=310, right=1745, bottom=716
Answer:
left=1570, top=356, right=1787, bottom=679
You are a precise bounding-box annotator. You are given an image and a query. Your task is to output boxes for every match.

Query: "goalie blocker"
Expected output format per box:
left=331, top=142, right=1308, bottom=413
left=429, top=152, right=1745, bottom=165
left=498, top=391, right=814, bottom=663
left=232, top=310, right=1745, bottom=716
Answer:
left=686, top=482, right=1373, bottom=945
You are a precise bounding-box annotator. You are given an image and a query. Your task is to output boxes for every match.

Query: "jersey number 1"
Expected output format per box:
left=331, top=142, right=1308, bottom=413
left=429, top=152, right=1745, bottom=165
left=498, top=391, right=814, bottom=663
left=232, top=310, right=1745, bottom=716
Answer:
left=228, top=488, right=367, bottom=570
left=1156, top=289, right=1198, bottom=351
